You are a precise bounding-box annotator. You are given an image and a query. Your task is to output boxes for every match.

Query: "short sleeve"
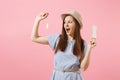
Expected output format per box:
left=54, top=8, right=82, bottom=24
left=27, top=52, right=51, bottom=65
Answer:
left=47, top=34, right=60, bottom=50
left=83, top=40, right=88, bottom=55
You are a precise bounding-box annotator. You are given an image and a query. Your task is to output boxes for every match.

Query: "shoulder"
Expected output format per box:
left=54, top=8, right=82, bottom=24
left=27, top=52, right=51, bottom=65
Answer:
left=83, top=40, right=87, bottom=46
left=47, top=34, right=60, bottom=40
left=47, top=34, right=61, bottom=50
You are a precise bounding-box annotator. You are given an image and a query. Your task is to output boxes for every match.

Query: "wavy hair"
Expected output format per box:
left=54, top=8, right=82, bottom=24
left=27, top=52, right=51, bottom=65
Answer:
left=55, top=15, right=85, bottom=64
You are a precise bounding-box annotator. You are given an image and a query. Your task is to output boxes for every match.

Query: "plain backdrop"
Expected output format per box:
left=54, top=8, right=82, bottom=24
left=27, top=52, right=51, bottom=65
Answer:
left=0, top=0, right=120, bottom=80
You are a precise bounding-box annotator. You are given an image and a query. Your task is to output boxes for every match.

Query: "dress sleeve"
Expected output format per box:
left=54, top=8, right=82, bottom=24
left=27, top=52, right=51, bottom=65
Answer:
left=47, top=34, right=60, bottom=50
left=83, top=40, right=88, bottom=55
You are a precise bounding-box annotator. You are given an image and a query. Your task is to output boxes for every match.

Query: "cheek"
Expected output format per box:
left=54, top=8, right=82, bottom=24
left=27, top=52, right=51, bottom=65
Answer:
left=70, top=25, right=76, bottom=32
left=63, top=24, right=66, bottom=29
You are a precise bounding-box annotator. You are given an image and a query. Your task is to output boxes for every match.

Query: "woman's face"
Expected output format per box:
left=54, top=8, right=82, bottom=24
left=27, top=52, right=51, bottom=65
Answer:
left=64, top=15, right=76, bottom=37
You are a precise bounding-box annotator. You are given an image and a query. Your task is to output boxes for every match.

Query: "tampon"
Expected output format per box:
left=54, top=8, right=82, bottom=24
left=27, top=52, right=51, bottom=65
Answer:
left=92, top=25, right=97, bottom=38
left=46, top=23, right=49, bottom=29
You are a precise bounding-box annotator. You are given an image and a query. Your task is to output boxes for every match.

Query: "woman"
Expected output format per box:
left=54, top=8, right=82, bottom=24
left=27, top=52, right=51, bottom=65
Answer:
left=31, top=10, right=96, bottom=80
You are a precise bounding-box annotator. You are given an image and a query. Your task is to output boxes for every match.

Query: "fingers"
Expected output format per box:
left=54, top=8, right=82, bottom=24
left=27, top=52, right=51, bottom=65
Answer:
left=43, top=13, right=49, bottom=17
left=39, top=12, right=49, bottom=18
left=90, top=38, right=96, bottom=48
left=35, top=12, right=49, bottom=21
left=90, top=40, right=95, bottom=45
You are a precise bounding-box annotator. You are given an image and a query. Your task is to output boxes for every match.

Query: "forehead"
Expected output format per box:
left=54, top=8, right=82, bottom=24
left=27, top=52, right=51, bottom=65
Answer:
left=64, top=15, right=74, bottom=21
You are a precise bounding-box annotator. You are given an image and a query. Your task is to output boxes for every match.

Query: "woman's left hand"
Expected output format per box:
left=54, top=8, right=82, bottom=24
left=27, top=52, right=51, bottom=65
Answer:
left=88, top=38, right=96, bottom=49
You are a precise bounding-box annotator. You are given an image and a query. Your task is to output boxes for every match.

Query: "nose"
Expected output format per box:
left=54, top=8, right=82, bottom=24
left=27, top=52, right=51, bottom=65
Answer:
left=64, top=23, right=69, bottom=27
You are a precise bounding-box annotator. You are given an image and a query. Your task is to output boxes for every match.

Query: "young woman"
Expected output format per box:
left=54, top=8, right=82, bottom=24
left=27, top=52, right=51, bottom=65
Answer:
left=31, top=10, right=96, bottom=80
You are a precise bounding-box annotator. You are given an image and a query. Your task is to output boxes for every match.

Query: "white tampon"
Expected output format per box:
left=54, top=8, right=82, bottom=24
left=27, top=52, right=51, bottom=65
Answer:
left=46, top=23, right=49, bottom=29
left=92, top=25, right=97, bottom=38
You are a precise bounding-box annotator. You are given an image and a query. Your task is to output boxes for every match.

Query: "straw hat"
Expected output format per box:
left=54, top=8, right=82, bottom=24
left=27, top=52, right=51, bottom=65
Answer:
left=61, top=10, right=83, bottom=29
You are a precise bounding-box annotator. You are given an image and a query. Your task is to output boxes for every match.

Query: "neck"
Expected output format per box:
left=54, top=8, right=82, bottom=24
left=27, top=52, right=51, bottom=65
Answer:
left=68, top=35, right=74, bottom=40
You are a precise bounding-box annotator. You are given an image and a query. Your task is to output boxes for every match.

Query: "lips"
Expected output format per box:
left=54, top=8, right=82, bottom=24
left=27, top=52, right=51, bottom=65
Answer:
left=66, top=28, right=70, bottom=33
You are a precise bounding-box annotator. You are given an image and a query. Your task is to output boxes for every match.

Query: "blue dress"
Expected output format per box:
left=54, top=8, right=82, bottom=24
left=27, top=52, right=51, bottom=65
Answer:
left=47, top=34, right=87, bottom=80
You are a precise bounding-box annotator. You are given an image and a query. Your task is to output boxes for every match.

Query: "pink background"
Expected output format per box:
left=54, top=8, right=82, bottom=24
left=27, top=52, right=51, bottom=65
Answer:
left=0, top=0, right=120, bottom=80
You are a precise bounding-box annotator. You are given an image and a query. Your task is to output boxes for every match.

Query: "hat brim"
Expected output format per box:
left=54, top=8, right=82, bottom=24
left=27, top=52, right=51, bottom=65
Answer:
left=61, top=13, right=73, bottom=20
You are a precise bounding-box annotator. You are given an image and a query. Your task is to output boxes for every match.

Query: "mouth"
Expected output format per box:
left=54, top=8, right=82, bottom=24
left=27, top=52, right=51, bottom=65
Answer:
left=65, top=28, right=70, bottom=33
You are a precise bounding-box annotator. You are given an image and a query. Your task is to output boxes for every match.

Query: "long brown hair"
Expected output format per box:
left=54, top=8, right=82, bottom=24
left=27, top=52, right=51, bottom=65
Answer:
left=55, top=15, right=85, bottom=64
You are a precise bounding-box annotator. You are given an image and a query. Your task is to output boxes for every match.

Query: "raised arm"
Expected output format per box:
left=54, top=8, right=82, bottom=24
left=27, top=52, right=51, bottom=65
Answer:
left=80, top=38, right=96, bottom=71
left=31, top=12, right=49, bottom=45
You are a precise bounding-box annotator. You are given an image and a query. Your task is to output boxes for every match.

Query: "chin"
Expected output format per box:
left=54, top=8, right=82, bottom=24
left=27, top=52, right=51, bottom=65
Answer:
left=66, top=33, right=72, bottom=36
left=66, top=33, right=70, bottom=35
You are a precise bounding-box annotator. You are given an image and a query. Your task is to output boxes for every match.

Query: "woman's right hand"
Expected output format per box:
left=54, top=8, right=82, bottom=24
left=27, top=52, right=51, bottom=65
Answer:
left=35, top=12, right=49, bottom=22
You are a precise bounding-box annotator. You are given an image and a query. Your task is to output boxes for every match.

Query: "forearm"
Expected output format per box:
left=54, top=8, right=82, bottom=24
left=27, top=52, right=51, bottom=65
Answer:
left=31, top=20, right=40, bottom=40
left=80, top=46, right=92, bottom=71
